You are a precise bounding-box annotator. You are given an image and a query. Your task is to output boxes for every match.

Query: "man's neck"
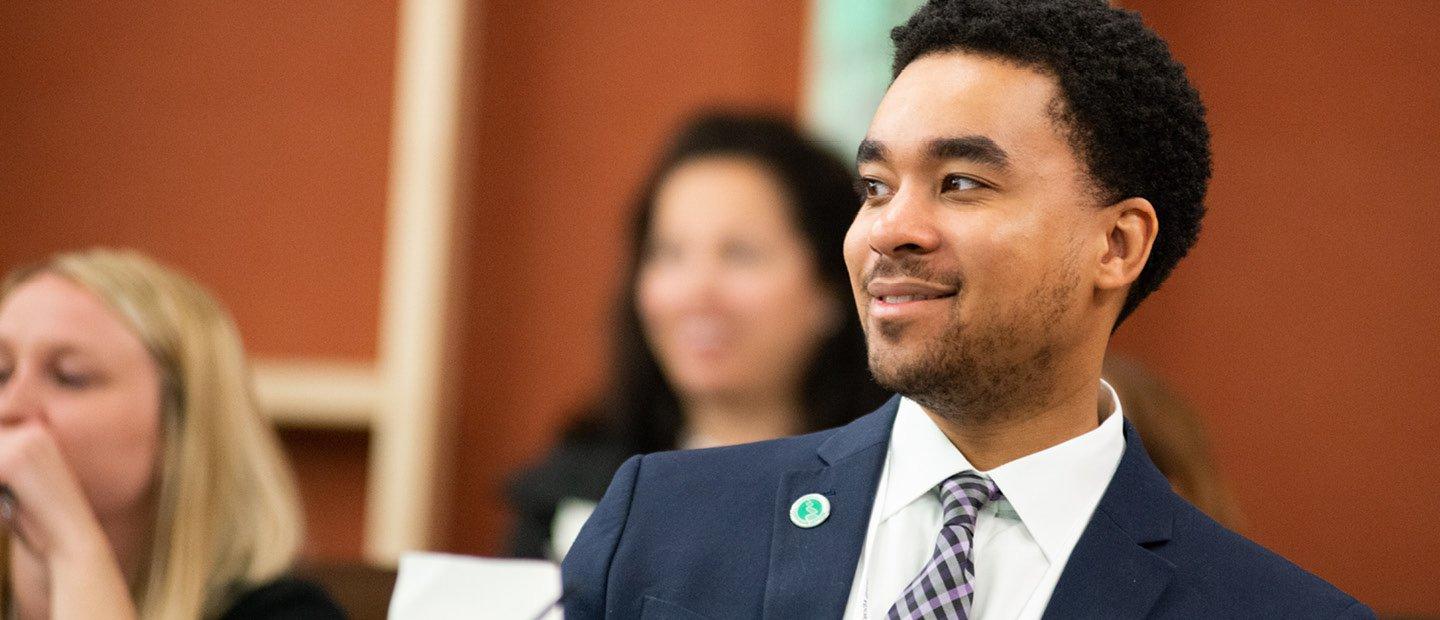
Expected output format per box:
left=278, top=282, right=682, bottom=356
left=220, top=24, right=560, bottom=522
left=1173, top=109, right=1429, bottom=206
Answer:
left=922, top=373, right=1106, bottom=471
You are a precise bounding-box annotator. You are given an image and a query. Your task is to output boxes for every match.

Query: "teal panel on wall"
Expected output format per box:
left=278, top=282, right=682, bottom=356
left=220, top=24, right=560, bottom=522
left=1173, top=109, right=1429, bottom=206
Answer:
left=803, top=0, right=924, bottom=162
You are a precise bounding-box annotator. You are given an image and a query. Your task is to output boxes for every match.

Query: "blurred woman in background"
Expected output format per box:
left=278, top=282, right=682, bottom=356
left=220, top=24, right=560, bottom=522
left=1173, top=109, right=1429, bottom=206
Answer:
left=509, top=112, right=889, bottom=560
left=0, top=249, right=343, bottom=619
left=1103, top=355, right=1243, bottom=529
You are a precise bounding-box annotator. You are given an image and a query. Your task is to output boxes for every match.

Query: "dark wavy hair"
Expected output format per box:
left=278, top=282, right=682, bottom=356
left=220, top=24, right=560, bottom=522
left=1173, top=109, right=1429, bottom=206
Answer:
left=580, top=111, right=889, bottom=455
left=892, top=0, right=1212, bottom=326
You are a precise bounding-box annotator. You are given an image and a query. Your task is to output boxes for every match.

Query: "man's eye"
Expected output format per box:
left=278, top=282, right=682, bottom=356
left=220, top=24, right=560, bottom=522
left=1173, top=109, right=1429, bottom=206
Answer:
left=942, top=174, right=983, bottom=192
left=860, top=178, right=893, bottom=199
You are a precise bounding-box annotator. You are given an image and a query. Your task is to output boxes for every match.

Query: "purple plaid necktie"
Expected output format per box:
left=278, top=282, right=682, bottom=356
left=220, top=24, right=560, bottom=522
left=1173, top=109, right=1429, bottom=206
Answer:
left=886, top=471, right=1003, bottom=620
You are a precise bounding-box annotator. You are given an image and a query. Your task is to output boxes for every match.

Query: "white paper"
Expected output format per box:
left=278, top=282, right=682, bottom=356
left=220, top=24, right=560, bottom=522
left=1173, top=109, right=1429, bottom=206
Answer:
left=548, top=498, right=598, bottom=562
left=388, top=552, right=562, bottom=619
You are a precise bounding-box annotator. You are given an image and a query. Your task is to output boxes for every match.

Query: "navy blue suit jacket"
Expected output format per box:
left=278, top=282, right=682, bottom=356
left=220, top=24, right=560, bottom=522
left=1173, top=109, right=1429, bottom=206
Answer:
left=562, top=397, right=1371, bottom=618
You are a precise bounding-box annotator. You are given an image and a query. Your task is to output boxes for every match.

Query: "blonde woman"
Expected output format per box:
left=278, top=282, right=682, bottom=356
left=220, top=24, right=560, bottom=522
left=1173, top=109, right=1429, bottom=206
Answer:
left=0, top=249, right=343, bottom=619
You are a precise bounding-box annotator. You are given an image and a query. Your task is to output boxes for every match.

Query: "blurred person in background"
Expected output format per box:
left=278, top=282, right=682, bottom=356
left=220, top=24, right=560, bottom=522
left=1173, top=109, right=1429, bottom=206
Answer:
left=508, top=112, right=890, bottom=561
left=1103, top=354, right=1242, bottom=529
left=0, top=249, right=344, bottom=619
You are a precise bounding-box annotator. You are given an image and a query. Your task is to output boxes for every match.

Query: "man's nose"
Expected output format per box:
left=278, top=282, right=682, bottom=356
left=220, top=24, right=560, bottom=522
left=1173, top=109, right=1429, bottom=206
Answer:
left=867, top=185, right=941, bottom=257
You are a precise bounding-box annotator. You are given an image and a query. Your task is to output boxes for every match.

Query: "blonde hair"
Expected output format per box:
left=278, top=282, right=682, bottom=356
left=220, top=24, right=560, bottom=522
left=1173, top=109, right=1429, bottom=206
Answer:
left=1, top=249, right=303, bottom=619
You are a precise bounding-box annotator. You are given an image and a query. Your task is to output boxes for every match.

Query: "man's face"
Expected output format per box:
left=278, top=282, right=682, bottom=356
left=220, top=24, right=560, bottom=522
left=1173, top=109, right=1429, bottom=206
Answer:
left=844, top=51, right=1102, bottom=418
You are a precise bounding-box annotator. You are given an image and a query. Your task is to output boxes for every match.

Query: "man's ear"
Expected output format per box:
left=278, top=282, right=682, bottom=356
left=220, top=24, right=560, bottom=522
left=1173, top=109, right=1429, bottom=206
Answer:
left=1094, top=197, right=1158, bottom=292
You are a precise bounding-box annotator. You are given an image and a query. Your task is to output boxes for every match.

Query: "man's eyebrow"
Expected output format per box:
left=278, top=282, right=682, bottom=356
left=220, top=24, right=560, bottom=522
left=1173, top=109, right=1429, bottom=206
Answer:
left=928, top=136, right=1011, bottom=169
left=856, top=139, right=888, bottom=165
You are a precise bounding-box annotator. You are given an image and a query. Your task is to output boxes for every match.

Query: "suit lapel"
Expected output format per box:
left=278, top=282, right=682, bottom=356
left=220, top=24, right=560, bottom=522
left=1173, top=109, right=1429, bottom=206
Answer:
left=761, top=397, right=899, bottom=619
left=1040, top=510, right=1175, bottom=619
left=1042, top=419, right=1179, bottom=619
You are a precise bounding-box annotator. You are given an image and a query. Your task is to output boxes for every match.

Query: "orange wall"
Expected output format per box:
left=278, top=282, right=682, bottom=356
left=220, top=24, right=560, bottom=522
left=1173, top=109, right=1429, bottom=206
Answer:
left=0, top=2, right=393, bottom=359
left=446, top=0, right=810, bottom=556
left=1111, top=1, right=1440, bottom=613
left=0, top=2, right=395, bottom=562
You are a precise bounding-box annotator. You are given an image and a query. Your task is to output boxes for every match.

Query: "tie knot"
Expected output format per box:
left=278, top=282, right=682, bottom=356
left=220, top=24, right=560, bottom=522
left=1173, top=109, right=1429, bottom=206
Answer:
left=886, top=471, right=1000, bottom=619
left=938, top=471, right=1001, bottom=524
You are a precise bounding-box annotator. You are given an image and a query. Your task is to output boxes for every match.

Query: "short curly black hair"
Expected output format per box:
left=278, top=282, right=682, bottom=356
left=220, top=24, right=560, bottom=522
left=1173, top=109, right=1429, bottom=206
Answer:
left=892, top=0, right=1211, bottom=326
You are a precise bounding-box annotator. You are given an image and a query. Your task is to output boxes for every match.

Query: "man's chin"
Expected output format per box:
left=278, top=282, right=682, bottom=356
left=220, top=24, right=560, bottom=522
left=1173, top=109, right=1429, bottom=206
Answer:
left=867, top=313, right=937, bottom=343
left=867, top=347, right=928, bottom=392
left=866, top=319, right=943, bottom=353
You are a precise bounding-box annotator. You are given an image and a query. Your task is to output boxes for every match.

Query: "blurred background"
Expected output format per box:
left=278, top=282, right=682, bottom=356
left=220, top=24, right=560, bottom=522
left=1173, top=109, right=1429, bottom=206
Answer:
left=2, top=0, right=1436, bottom=615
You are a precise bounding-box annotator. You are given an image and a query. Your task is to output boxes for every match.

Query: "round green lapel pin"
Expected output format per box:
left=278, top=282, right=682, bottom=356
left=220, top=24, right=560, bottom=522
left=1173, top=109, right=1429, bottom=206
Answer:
left=789, top=493, right=830, bottom=528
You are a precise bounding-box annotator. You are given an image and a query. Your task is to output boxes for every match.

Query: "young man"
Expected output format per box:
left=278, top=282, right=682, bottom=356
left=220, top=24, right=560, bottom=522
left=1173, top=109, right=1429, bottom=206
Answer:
left=563, top=1, right=1371, bottom=617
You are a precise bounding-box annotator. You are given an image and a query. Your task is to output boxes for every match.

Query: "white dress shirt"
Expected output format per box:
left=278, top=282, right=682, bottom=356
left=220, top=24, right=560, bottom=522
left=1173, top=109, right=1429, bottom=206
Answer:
left=843, top=381, right=1126, bottom=620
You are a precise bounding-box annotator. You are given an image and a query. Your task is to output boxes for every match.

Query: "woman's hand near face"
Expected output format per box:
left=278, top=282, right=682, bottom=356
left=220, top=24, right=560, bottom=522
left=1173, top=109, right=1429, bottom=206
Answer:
left=0, top=421, right=137, bottom=620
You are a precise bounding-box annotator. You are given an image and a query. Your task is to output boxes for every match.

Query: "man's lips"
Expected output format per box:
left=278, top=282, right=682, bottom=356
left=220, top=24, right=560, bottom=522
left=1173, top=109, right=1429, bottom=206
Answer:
left=864, top=278, right=958, bottom=320
left=865, top=278, right=958, bottom=303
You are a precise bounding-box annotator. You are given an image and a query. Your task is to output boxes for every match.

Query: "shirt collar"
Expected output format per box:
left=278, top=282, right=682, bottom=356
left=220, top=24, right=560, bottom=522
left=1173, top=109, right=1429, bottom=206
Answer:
left=882, top=379, right=1127, bottom=563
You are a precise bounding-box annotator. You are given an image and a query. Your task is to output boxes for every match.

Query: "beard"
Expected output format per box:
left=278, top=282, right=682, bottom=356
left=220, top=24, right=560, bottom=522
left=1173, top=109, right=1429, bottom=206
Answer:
left=865, top=260, right=1079, bottom=426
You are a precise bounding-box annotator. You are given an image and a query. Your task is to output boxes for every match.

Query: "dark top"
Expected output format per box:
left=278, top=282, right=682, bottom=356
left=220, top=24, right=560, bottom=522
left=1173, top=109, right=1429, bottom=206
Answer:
left=562, top=396, right=1372, bottom=619
left=507, top=426, right=632, bottom=559
left=219, top=576, right=347, bottom=620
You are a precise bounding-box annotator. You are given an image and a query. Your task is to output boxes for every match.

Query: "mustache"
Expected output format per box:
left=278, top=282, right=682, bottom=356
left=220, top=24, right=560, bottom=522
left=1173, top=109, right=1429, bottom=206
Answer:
left=862, top=255, right=964, bottom=290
